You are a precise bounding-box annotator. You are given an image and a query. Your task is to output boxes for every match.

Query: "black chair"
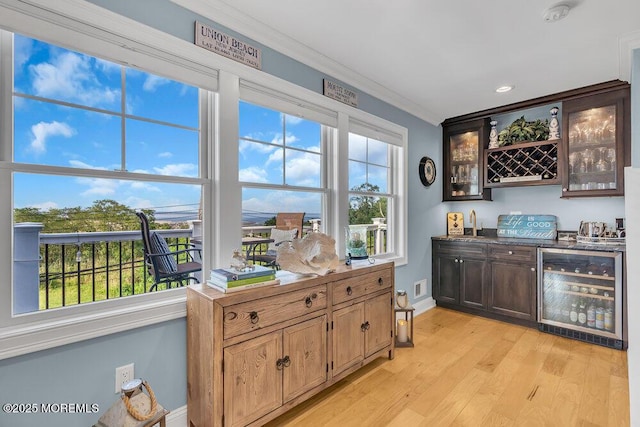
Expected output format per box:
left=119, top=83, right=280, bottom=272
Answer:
left=252, top=212, right=305, bottom=269
left=136, top=211, right=201, bottom=291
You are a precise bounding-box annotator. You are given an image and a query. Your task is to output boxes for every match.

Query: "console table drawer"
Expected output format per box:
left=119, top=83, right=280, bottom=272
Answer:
left=488, top=245, right=536, bottom=262
left=223, top=285, right=327, bottom=339
left=332, top=269, right=392, bottom=305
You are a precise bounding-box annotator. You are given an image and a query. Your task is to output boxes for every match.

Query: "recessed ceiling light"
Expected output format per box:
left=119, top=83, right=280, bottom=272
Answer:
left=543, top=4, right=570, bottom=23
left=495, top=85, right=514, bottom=93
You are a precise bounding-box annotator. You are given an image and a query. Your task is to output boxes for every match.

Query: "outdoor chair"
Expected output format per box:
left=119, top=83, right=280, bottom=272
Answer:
left=252, top=212, right=305, bottom=270
left=136, top=211, right=201, bottom=291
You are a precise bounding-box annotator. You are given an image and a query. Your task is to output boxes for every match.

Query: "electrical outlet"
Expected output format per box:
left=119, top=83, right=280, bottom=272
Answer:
left=115, top=363, right=134, bottom=393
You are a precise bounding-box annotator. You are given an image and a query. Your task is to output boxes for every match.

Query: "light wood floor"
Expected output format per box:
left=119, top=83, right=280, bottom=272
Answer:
left=266, top=307, right=629, bottom=427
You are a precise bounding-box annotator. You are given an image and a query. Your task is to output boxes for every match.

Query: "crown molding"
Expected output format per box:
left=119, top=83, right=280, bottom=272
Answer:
left=619, top=29, right=640, bottom=82
left=171, top=0, right=442, bottom=125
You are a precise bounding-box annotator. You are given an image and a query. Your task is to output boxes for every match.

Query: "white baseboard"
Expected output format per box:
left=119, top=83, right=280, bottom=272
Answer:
left=413, top=296, right=435, bottom=316
left=167, top=405, right=187, bottom=427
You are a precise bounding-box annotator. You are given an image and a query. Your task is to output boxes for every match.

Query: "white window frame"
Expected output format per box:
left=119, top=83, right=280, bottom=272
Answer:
left=0, top=0, right=408, bottom=360
left=0, top=0, right=220, bottom=360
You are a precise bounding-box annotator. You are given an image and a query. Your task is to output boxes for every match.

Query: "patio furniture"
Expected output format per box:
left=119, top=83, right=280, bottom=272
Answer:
left=252, top=212, right=305, bottom=269
left=136, top=211, right=201, bottom=291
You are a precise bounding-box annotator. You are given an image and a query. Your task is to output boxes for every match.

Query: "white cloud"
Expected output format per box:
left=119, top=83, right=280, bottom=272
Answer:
left=30, top=121, right=76, bottom=154
left=153, top=163, right=198, bottom=177
left=76, top=177, right=119, bottom=197
left=143, top=75, right=170, bottom=92
left=282, top=113, right=303, bottom=126
left=29, top=51, right=120, bottom=107
left=158, top=152, right=173, bottom=158
left=239, top=166, right=268, bottom=183
left=284, top=152, right=321, bottom=186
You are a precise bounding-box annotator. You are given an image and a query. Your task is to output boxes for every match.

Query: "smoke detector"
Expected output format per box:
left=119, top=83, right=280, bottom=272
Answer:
left=543, top=4, right=570, bottom=22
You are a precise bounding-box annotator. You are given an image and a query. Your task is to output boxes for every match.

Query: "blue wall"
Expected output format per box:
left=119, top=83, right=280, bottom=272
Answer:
left=0, top=1, right=632, bottom=426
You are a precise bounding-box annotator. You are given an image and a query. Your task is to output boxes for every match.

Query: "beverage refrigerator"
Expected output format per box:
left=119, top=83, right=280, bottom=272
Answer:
left=537, top=247, right=625, bottom=349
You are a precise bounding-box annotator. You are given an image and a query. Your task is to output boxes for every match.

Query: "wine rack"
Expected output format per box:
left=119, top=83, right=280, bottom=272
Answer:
left=485, top=140, right=559, bottom=187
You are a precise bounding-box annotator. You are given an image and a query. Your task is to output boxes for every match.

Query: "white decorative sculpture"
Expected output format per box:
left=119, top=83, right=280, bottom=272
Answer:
left=276, top=232, right=339, bottom=276
left=548, top=106, right=560, bottom=140
left=488, top=120, right=499, bottom=149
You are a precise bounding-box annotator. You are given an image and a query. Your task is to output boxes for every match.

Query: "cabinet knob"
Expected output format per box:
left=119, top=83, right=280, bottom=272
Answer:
left=508, top=250, right=513, bottom=255
left=531, top=267, right=535, bottom=271
left=346, top=286, right=353, bottom=296
left=454, top=258, right=459, bottom=263
left=276, top=358, right=284, bottom=370
left=361, top=321, right=370, bottom=332
left=249, top=311, right=259, bottom=324
left=459, top=259, right=464, bottom=263
left=282, top=355, right=291, bottom=368
left=562, top=188, right=567, bottom=192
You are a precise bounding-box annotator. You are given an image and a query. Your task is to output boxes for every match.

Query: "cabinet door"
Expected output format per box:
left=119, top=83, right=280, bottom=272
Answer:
left=282, top=315, right=328, bottom=403
left=488, top=261, right=536, bottom=321
left=332, top=303, right=365, bottom=375
left=442, top=118, right=491, bottom=201
left=433, top=253, right=460, bottom=304
left=364, top=293, right=392, bottom=357
left=460, top=258, right=487, bottom=309
left=224, top=332, right=282, bottom=427
left=561, top=85, right=629, bottom=197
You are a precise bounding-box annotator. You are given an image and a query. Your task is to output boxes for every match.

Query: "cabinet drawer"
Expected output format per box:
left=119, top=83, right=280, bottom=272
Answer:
left=223, top=285, right=327, bottom=339
left=433, top=241, right=487, bottom=258
left=488, top=245, right=536, bottom=263
left=333, top=269, right=392, bottom=305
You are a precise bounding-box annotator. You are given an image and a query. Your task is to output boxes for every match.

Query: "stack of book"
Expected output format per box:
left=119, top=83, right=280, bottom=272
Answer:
left=206, top=265, right=278, bottom=293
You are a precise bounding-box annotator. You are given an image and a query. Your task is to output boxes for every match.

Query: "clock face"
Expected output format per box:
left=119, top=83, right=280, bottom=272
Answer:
left=419, top=156, right=436, bottom=187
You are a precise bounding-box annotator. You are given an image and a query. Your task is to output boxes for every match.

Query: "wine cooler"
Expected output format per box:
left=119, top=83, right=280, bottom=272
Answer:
left=537, top=247, right=624, bottom=349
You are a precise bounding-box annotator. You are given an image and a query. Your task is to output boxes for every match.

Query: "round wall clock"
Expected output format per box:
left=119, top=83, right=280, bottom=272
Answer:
left=419, top=156, right=436, bottom=187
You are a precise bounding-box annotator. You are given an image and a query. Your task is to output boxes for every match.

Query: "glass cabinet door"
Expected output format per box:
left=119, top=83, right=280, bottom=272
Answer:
left=562, top=87, right=629, bottom=197
left=442, top=118, right=491, bottom=201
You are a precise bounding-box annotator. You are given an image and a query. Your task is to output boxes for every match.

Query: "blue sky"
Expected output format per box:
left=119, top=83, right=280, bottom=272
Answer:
left=12, top=34, right=387, bottom=224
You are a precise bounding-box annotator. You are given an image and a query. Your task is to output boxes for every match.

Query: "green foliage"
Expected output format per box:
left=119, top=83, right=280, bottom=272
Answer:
left=498, top=116, right=550, bottom=146
left=349, top=183, right=386, bottom=225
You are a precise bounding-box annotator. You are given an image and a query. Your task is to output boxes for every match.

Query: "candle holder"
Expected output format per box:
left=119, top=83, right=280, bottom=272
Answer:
left=394, top=301, right=415, bottom=348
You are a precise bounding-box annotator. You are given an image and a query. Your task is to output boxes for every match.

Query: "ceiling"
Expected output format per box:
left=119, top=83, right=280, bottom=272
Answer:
left=174, top=0, right=640, bottom=124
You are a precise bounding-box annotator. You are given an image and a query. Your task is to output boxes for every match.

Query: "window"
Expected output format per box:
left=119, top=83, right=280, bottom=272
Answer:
left=348, top=133, right=392, bottom=256
left=1, top=25, right=211, bottom=358
left=238, top=98, right=332, bottom=245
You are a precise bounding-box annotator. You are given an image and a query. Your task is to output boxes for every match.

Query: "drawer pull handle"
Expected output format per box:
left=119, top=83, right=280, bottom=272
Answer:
left=378, top=277, right=383, bottom=286
left=508, top=250, right=513, bottom=255
left=282, top=355, right=291, bottom=368
left=305, top=296, right=313, bottom=308
left=276, top=358, right=284, bottom=370
left=361, top=321, right=370, bottom=332
left=346, top=286, right=353, bottom=296
left=249, top=311, right=259, bottom=324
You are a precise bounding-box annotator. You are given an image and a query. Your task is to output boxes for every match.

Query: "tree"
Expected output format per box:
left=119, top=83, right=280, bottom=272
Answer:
left=349, top=183, right=387, bottom=225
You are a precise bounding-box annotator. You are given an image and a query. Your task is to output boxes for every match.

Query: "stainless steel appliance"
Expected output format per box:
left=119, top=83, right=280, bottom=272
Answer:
left=537, top=247, right=624, bottom=349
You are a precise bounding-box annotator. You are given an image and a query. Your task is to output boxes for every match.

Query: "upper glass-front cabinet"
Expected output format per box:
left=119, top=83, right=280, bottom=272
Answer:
left=562, top=86, right=629, bottom=197
left=442, top=118, right=491, bottom=201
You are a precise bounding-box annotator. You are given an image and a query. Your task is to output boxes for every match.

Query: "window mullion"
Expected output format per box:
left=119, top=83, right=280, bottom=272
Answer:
left=121, top=66, right=126, bottom=171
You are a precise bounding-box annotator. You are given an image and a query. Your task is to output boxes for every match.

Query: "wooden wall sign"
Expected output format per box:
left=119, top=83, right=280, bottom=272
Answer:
left=195, top=21, right=262, bottom=70
left=447, top=212, right=464, bottom=236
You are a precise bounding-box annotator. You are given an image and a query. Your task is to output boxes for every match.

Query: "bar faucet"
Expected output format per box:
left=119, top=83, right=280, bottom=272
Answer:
left=469, top=209, right=477, bottom=237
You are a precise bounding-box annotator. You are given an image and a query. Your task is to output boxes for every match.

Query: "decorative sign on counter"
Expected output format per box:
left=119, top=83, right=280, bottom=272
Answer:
left=194, top=21, right=262, bottom=70
left=497, top=214, right=557, bottom=239
left=323, top=79, right=358, bottom=107
left=447, top=212, right=464, bottom=236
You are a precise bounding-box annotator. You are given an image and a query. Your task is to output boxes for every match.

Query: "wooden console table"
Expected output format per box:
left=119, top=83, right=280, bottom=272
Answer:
left=186, top=261, right=395, bottom=426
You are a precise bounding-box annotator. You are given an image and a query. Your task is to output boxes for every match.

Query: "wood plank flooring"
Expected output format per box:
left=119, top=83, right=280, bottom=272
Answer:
left=265, top=307, right=629, bottom=427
